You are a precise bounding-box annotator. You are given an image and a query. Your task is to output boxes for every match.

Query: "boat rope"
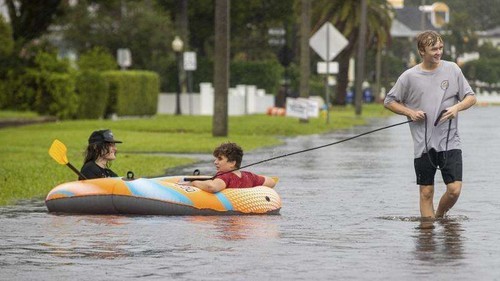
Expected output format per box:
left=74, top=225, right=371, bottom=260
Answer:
left=424, top=111, right=452, bottom=170
left=209, top=119, right=414, bottom=179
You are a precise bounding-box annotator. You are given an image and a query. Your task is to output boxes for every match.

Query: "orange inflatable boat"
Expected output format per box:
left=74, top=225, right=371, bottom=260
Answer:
left=45, top=175, right=281, bottom=215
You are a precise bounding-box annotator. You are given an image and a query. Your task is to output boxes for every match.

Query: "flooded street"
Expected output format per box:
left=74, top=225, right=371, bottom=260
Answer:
left=1, top=106, right=499, bottom=280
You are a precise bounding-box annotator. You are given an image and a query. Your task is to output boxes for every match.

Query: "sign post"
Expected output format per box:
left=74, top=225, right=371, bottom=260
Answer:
left=183, top=52, right=197, bottom=115
left=309, top=22, right=348, bottom=124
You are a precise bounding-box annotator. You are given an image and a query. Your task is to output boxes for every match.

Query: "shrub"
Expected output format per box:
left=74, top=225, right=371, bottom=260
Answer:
left=33, top=71, right=78, bottom=119
left=75, top=71, right=109, bottom=119
left=103, top=70, right=159, bottom=116
left=231, top=60, right=283, bottom=94
left=78, top=47, right=117, bottom=72
left=1, top=69, right=38, bottom=111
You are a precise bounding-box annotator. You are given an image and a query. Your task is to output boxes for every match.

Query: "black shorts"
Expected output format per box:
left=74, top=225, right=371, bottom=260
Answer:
left=414, top=149, right=463, bottom=185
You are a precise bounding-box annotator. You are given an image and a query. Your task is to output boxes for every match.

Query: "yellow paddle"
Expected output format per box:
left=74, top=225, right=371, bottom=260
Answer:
left=49, top=139, right=87, bottom=179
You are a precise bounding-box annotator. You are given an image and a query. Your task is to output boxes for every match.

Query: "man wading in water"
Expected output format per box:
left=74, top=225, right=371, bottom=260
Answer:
left=384, top=30, right=476, bottom=219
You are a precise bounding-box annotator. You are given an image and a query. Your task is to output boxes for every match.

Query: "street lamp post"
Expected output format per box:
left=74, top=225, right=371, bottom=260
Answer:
left=172, top=36, right=184, bottom=115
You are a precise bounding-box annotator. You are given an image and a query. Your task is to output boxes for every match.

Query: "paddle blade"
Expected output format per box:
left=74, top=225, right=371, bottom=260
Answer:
left=49, top=139, right=69, bottom=165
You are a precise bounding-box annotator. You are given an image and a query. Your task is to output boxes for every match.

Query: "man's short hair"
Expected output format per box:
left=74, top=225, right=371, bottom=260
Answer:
left=416, top=30, right=443, bottom=56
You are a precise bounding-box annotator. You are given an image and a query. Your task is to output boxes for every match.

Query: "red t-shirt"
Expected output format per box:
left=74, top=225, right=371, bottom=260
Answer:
left=215, top=171, right=265, bottom=188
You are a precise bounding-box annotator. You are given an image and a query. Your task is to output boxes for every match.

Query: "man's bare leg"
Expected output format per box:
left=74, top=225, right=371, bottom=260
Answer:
left=435, top=181, right=462, bottom=218
left=420, top=185, right=435, bottom=218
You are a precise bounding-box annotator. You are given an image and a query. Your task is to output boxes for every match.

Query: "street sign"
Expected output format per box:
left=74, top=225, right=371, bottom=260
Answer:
left=117, top=48, right=132, bottom=69
left=183, top=52, right=197, bottom=71
left=317, top=61, right=339, bottom=74
left=309, top=22, right=348, bottom=62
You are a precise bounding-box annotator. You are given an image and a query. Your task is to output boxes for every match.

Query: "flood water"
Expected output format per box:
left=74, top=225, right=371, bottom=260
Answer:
left=1, top=106, right=499, bottom=280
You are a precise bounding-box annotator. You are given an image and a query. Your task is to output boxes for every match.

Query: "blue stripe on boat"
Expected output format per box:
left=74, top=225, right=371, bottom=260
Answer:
left=53, top=190, right=75, bottom=197
left=125, top=179, right=194, bottom=206
left=215, top=193, right=233, bottom=211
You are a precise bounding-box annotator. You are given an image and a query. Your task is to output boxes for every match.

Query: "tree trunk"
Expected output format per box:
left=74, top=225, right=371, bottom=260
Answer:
left=298, top=0, right=311, bottom=123
left=335, top=51, right=350, bottom=105
left=213, top=0, right=230, bottom=137
left=354, top=0, right=367, bottom=116
left=299, top=0, right=311, bottom=99
left=176, top=0, right=189, bottom=94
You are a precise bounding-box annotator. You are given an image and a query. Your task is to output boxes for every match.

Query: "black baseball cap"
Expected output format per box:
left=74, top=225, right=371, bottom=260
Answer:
left=88, top=129, right=122, bottom=144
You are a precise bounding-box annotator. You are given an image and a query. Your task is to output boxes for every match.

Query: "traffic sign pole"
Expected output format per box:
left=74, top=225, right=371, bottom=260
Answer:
left=309, top=22, right=348, bottom=124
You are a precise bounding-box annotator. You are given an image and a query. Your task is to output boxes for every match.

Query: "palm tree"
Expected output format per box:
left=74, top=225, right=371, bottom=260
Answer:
left=311, top=0, right=392, bottom=105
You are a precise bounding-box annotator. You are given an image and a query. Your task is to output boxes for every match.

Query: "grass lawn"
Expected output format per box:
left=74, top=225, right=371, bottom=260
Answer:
left=0, top=104, right=392, bottom=205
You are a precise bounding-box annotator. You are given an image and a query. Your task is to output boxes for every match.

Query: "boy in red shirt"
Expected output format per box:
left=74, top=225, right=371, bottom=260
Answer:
left=184, top=142, right=276, bottom=193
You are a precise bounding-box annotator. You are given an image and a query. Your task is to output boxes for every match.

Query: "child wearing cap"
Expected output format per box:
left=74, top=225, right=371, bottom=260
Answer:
left=80, top=129, right=122, bottom=180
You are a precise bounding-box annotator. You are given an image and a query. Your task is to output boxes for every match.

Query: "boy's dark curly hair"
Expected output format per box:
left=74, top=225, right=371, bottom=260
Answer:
left=213, top=142, right=244, bottom=168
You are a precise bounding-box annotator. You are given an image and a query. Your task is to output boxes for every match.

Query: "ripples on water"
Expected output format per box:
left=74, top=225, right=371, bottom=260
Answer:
left=1, top=107, right=499, bottom=280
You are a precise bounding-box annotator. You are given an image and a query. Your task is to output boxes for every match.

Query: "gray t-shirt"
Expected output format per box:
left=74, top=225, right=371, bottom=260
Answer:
left=384, top=60, right=474, bottom=158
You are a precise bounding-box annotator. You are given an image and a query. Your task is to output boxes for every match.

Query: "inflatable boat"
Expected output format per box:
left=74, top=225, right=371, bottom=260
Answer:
left=45, top=175, right=281, bottom=215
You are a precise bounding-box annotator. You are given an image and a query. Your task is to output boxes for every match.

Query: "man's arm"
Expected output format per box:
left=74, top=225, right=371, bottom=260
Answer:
left=441, top=94, right=477, bottom=121
left=385, top=101, right=426, bottom=121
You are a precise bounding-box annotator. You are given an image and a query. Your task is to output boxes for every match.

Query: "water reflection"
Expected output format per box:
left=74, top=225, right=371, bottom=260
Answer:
left=414, top=217, right=465, bottom=264
left=43, top=215, right=132, bottom=260
left=187, top=216, right=281, bottom=241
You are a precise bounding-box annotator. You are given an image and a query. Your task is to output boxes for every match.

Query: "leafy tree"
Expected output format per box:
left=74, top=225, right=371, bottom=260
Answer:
left=158, top=0, right=295, bottom=61
left=0, top=15, right=14, bottom=58
left=442, top=12, right=478, bottom=62
left=59, top=0, right=175, bottom=90
left=5, top=0, right=64, bottom=46
left=462, top=43, right=500, bottom=84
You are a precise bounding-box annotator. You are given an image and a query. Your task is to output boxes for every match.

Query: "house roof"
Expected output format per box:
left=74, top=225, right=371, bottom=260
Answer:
left=477, top=26, right=500, bottom=38
left=391, top=6, right=441, bottom=38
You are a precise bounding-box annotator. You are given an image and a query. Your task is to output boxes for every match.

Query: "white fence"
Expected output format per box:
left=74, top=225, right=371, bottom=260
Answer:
left=158, top=83, right=275, bottom=115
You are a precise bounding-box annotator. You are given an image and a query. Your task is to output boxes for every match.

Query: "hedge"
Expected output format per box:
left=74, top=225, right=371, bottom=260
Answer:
left=103, top=70, right=159, bottom=116
left=75, top=70, right=109, bottom=119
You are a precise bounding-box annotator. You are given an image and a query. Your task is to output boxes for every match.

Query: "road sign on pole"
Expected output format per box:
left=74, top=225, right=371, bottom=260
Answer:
left=309, top=22, right=348, bottom=124
left=183, top=52, right=197, bottom=71
left=309, top=22, right=348, bottom=62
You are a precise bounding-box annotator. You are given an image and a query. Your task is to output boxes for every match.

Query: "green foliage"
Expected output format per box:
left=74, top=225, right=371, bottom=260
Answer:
left=103, top=70, right=159, bottom=116
left=462, top=43, right=500, bottom=84
left=231, top=60, right=284, bottom=94
left=0, top=14, right=14, bottom=58
left=1, top=51, right=78, bottom=119
left=29, top=52, right=77, bottom=119
left=33, top=72, right=78, bottom=119
left=61, top=1, right=174, bottom=74
left=5, top=0, right=64, bottom=45
left=462, top=59, right=500, bottom=84
left=1, top=69, right=38, bottom=110
left=34, top=51, right=71, bottom=73
left=75, top=71, right=109, bottom=119
left=78, top=47, right=117, bottom=71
